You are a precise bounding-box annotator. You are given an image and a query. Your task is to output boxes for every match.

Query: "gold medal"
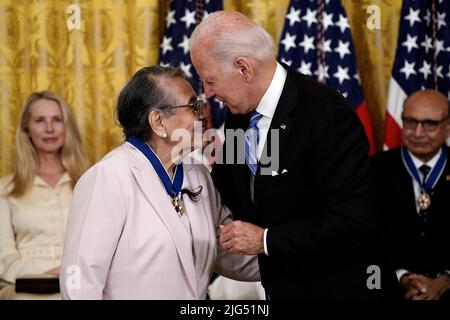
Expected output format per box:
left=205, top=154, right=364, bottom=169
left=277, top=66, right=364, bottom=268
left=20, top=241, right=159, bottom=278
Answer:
left=417, top=192, right=431, bottom=210
left=172, top=196, right=185, bottom=217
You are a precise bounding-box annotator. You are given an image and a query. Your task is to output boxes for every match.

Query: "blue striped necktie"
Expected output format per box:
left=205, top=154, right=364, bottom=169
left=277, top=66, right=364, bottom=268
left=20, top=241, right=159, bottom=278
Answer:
left=245, top=111, right=263, bottom=175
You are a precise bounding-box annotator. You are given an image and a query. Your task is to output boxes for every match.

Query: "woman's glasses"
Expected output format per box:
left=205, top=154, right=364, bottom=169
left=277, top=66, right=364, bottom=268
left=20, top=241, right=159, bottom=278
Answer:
left=167, top=99, right=205, bottom=115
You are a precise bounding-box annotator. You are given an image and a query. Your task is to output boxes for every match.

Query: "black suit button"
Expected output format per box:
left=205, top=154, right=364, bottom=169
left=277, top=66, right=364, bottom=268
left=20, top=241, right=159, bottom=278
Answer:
left=420, top=232, right=425, bottom=237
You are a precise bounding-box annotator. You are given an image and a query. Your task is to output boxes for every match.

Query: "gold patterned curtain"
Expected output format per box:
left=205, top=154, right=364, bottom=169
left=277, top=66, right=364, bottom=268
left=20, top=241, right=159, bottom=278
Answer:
left=0, top=0, right=402, bottom=177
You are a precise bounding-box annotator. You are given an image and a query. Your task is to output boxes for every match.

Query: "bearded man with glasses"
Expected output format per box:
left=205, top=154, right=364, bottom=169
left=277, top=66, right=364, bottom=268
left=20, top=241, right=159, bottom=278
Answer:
left=371, top=89, right=450, bottom=300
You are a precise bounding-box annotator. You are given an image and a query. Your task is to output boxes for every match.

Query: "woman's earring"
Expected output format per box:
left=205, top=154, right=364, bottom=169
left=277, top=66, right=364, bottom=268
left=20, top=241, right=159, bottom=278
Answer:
left=163, top=132, right=168, bottom=138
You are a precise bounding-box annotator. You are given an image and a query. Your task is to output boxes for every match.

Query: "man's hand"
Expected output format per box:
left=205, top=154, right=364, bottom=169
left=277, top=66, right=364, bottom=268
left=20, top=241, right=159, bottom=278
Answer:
left=401, top=273, right=426, bottom=299
left=220, top=220, right=265, bottom=255
left=401, top=273, right=450, bottom=300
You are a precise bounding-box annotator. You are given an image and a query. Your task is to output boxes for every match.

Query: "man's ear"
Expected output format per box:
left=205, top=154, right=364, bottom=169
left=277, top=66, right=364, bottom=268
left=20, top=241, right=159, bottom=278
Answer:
left=445, top=120, right=450, bottom=138
left=148, top=109, right=167, bottom=139
left=234, top=57, right=252, bottom=81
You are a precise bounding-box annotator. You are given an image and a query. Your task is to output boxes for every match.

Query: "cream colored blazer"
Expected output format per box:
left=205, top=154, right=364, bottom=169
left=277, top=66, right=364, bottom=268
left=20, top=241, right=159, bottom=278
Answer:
left=60, top=142, right=259, bottom=299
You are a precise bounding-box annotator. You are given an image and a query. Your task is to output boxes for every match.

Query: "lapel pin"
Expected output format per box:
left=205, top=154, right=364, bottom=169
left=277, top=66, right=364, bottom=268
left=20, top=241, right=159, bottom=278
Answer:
left=446, top=175, right=450, bottom=181
left=280, top=124, right=287, bottom=130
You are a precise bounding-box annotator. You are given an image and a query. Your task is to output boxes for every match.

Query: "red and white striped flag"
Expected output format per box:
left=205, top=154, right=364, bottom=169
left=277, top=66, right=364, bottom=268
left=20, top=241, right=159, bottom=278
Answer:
left=384, top=0, right=450, bottom=149
left=278, top=0, right=376, bottom=154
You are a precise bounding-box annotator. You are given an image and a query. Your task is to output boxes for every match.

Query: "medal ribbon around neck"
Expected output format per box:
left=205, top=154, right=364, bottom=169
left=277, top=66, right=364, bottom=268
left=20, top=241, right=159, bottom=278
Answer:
left=127, top=136, right=184, bottom=214
left=401, top=146, right=448, bottom=192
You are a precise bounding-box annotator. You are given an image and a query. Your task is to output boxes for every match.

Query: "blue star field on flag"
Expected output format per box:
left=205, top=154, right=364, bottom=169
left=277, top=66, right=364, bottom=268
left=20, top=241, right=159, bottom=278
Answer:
left=384, top=0, right=450, bottom=149
left=278, top=0, right=376, bottom=154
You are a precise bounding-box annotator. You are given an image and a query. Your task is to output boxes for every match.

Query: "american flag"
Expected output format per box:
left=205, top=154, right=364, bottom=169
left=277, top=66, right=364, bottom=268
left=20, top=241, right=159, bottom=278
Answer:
left=278, top=0, right=376, bottom=155
left=384, top=0, right=450, bottom=149
left=158, top=0, right=227, bottom=128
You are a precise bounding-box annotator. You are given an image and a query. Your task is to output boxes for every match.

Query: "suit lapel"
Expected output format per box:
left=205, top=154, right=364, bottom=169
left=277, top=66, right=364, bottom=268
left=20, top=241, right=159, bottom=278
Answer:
left=399, top=148, right=450, bottom=215
left=182, top=168, right=211, bottom=276
left=431, top=148, right=450, bottom=197
left=256, top=68, right=300, bottom=196
left=224, top=113, right=254, bottom=216
left=126, top=144, right=198, bottom=296
left=262, top=69, right=299, bottom=164
left=224, top=65, right=301, bottom=215
left=396, top=149, right=423, bottom=218
left=233, top=165, right=252, bottom=202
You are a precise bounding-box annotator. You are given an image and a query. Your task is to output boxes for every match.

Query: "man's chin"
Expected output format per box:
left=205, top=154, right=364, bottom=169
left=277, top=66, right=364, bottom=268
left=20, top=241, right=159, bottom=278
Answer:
left=410, top=148, right=438, bottom=161
left=227, top=106, right=248, bottom=115
left=228, top=108, right=240, bottom=114
left=410, top=144, right=430, bottom=151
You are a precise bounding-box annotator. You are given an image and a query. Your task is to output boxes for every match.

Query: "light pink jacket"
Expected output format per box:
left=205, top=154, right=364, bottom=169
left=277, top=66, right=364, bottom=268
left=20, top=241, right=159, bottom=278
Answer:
left=60, top=142, right=259, bottom=299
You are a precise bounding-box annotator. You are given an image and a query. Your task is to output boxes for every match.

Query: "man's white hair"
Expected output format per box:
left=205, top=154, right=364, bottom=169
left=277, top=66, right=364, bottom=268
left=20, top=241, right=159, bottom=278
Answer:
left=189, top=11, right=275, bottom=71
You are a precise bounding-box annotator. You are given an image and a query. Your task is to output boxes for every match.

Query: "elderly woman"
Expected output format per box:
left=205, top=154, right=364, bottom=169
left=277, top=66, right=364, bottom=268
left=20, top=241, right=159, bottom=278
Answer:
left=59, top=65, right=259, bottom=300
left=0, top=91, right=88, bottom=298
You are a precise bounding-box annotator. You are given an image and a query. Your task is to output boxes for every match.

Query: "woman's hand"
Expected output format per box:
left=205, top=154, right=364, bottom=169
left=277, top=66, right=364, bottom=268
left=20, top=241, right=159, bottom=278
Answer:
left=45, top=267, right=60, bottom=276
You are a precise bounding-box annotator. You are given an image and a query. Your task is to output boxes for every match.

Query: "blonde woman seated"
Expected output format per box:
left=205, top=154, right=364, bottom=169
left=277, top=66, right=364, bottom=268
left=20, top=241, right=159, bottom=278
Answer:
left=0, top=92, right=88, bottom=298
left=60, top=65, right=259, bottom=300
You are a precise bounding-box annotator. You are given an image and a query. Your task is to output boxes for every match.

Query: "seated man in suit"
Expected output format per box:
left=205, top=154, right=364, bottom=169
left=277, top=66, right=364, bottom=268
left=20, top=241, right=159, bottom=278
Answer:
left=371, top=89, right=450, bottom=300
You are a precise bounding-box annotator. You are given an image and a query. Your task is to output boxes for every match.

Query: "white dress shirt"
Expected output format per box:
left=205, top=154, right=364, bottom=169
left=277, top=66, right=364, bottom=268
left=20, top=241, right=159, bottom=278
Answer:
left=396, top=148, right=448, bottom=281
left=248, top=62, right=287, bottom=256
left=408, top=149, right=442, bottom=213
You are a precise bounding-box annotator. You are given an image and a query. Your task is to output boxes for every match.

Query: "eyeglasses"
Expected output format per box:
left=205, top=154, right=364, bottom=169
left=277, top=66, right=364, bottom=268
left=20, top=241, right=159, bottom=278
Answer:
left=401, top=115, right=449, bottom=132
left=166, top=99, right=205, bottom=114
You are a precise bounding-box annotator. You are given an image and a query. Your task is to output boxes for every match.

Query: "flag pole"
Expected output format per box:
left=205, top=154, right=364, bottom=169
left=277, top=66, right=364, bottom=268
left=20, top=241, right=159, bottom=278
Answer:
left=431, top=0, right=438, bottom=89
left=195, top=0, right=206, bottom=97
left=316, top=0, right=326, bottom=83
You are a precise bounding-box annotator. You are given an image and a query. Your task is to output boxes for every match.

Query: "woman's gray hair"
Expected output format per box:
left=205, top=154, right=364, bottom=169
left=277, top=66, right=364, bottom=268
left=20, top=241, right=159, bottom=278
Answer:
left=115, top=65, right=187, bottom=141
left=189, top=11, right=275, bottom=72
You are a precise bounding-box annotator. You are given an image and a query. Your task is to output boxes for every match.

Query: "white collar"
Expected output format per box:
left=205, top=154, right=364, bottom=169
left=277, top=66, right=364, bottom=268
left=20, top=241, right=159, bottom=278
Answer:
left=34, top=172, right=71, bottom=188
left=255, top=62, right=287, bottom=119
left=408, top=148, right=443, bottom=171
